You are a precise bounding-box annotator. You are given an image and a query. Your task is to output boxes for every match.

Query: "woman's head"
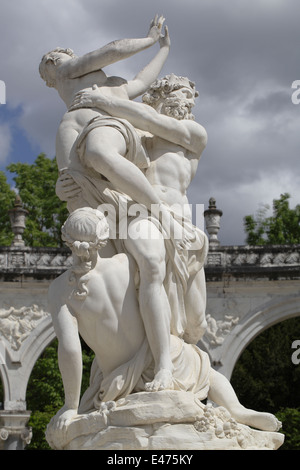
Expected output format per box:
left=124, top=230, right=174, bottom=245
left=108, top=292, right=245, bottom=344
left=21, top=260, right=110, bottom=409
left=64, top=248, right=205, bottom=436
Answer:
left=39, top=47, right=77, bottom=87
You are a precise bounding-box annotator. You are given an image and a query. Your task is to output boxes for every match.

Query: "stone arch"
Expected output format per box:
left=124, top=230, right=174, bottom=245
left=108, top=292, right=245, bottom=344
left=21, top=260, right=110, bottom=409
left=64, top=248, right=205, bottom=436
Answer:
left=216, top=295, right=300, bottom=379
left=0, top=316, right=55, bottom=410
left=0, top=363, right=9, bottom=407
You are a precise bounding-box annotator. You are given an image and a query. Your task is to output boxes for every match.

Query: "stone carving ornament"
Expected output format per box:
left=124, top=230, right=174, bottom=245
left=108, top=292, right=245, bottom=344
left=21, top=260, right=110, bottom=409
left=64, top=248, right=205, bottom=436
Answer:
left=40, top=16, right=284, bottom=450
left=0, top=305, right=48, bottom=351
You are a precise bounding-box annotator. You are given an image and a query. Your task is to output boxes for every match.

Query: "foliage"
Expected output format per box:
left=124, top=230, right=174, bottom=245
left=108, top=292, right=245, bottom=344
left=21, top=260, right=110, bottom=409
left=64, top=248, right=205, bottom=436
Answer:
left=26, top=339, right=94, bottom=450
left=244, top=193, right=300, bottom=245
left=231, top=317, right=300, bottom=450
left=26, top=409, right=57, bottom=450
left=231, top=317, right=300, bottom=412
left=0, top=171, right=17, bottom=245
left=276, top=408, right=300, bottom=450
left=7, top=154, right=68, bottom=247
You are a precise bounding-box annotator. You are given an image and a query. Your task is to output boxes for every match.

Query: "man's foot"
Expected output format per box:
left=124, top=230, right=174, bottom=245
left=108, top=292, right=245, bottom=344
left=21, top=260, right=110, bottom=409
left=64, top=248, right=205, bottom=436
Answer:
left=145, top=369, right=174, bottom=392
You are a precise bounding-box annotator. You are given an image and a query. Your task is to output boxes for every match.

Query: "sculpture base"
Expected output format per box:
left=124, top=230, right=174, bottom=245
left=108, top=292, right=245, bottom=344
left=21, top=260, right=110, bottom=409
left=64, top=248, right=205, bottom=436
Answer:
left=46, top=391, right=284, bottom=450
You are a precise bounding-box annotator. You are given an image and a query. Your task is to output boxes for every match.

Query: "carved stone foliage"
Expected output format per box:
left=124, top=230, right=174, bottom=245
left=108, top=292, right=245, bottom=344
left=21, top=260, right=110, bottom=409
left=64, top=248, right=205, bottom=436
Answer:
left=0, top=247, right=72, bottom=272
left=204, top=314, right=239, bottom=348
left=206, top=245, right=300, bottom=268
left=0, top=305, right=50, bottom=351
left=0, top=426, right=32, bottom=446
left=0, top=411, right=32, bottom=450
left=0, top=245, right=298, bottom=272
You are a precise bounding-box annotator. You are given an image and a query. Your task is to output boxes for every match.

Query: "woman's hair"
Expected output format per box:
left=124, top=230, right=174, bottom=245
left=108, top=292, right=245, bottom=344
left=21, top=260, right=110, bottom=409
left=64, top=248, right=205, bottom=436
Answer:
left=39, top=47, right=77, bottom=87
left=62, top=207, right=109, bottom=258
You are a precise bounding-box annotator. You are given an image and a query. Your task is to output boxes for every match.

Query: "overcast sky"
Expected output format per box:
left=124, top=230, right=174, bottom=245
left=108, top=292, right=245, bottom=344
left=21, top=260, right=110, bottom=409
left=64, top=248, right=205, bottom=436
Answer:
left=0, top=0, right=299, bottom=245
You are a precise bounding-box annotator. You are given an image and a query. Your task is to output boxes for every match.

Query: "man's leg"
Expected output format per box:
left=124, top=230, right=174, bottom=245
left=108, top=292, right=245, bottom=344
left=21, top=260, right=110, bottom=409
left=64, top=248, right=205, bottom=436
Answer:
left=83, top=127, right=174, bottom=389
left=183, top=268, right=207, bottom=344
left=124, top=218, right=174, bottom=391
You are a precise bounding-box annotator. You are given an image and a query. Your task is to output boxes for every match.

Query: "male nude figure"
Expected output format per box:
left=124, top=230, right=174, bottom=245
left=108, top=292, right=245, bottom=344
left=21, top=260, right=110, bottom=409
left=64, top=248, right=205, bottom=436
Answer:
left=68, top=73, right=209, bottom=345
left=48, top=208, right=147, bottom=427
left=47, top=207, right=281, bottom=435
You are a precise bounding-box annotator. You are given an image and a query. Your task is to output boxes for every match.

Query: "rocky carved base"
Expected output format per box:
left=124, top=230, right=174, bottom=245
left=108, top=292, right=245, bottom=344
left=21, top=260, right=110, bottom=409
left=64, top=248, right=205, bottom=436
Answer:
left=46, top=391, right=284, bottom=450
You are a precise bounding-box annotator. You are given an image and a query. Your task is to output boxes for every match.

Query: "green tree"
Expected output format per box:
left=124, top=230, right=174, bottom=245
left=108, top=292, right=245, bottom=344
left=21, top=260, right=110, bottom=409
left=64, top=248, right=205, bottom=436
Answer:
left=26, top=341, right=65, bottom=450
left=0, top=171, right=17, bottom=245
left=276, top=408, right=300, bottom=450
left=7, top=154, right=68, bottom=247
left=244, top=193, right=300, bottom=245
left=231, top=317, right=300, bottom=450
left=26, top=339, right=94, bottom=450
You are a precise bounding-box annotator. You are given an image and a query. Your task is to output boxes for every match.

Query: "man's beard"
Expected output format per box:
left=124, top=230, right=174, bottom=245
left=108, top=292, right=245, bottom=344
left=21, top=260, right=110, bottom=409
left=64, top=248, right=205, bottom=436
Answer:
left=163, top=99, right=195, bottom=121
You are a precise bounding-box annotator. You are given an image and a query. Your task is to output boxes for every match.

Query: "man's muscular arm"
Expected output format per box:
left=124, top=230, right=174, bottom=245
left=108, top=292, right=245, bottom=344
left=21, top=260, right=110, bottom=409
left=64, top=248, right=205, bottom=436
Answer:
left=70, top=89, right=207, bottom=155
left=48, top=283, right=82, bottom=426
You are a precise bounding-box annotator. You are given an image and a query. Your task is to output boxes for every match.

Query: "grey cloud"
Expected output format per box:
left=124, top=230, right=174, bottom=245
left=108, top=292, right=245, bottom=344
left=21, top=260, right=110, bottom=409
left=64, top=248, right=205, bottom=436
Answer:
left=0, top=0, right=300, bottom=245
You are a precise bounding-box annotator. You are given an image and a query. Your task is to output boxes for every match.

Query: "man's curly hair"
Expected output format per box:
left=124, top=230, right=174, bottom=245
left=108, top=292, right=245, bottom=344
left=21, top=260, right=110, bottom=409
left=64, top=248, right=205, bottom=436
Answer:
left=142, top=74, right=198, bottom=108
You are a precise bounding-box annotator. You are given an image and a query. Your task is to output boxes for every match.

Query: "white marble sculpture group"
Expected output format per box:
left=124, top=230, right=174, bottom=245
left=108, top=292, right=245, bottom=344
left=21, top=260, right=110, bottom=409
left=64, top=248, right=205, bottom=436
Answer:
left=40, top=16, right=284, bottom=450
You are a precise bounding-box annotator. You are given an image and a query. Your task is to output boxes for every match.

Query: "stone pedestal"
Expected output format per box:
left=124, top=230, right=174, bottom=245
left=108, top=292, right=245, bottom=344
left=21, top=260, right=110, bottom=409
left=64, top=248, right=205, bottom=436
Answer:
left=0, top=410, right=32, bottom=450
left=45, top=391, right=284, bottom=451
left=8, top=195, right=28, bottom=247
left=204, top=198, right=223, bottom=247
